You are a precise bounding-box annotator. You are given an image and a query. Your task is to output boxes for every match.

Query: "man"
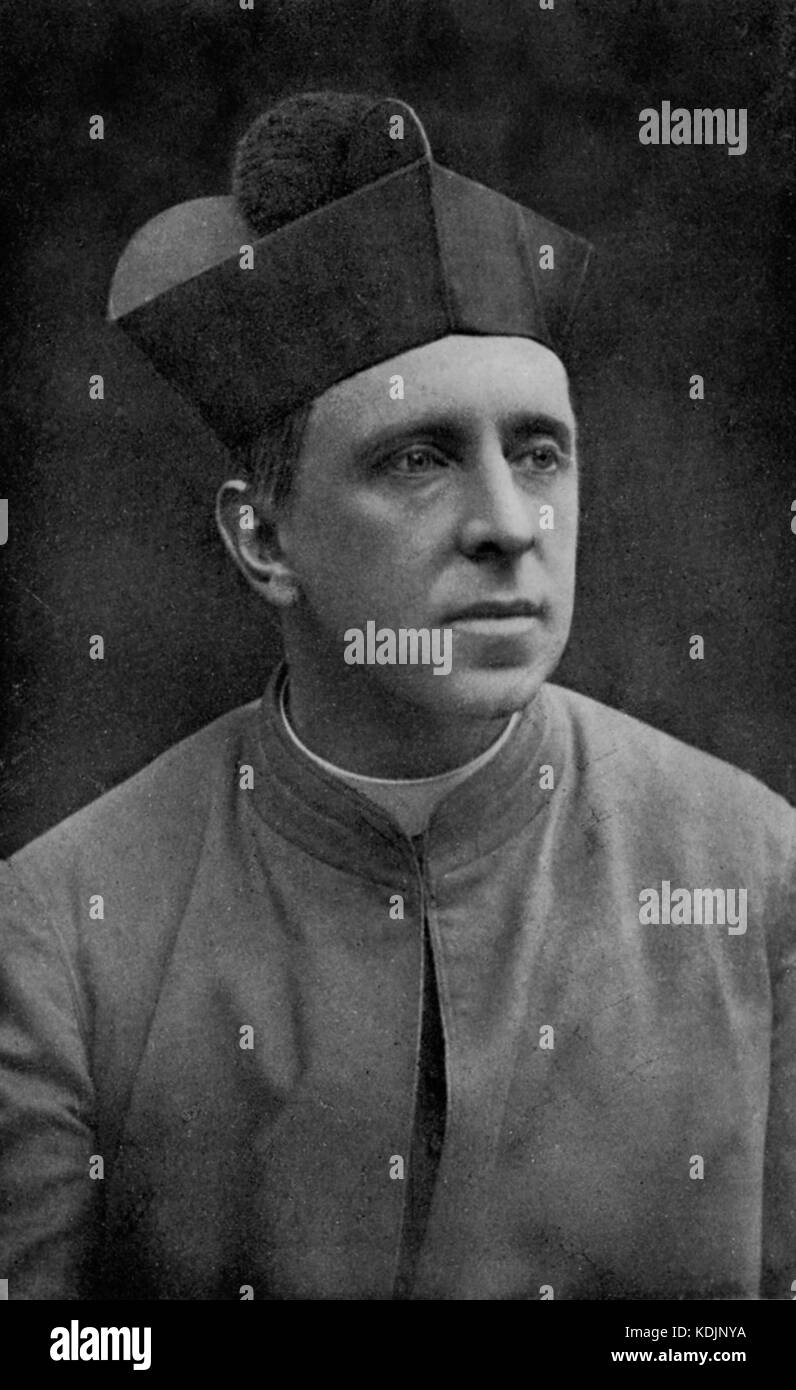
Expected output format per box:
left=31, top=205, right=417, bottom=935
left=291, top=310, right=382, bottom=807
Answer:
left=1, top=91, right=794, bottom=1301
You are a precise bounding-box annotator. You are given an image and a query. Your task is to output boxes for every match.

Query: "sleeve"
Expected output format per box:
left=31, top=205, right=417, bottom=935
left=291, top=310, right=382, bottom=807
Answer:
left=0, top=861, right=100, bottom=1299
left=761, top=822, right=796, bottom=1300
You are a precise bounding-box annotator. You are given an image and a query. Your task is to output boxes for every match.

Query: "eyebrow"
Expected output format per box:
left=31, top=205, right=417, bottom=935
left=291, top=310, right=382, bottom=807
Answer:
left=353, top=411, right=576, bottom=462
left=508, top=413, right=576, bottom=454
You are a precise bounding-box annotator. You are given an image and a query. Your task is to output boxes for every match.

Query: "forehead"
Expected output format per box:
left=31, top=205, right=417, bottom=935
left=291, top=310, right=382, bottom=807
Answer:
left=302, top=335, right=574, bottom=450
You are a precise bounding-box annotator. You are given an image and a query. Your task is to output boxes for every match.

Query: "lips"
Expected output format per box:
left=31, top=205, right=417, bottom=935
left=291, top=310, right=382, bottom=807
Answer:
left=443, top=598, right=543, bottom=622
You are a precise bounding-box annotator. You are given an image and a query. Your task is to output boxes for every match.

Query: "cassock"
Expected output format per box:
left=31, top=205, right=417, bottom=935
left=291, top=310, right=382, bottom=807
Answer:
left=1, top=666, right=794, bottom=1300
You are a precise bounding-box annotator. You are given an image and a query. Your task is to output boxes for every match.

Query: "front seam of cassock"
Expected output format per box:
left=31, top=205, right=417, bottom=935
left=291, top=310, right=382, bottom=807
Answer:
left=392, top=836, right=449, bottom=1298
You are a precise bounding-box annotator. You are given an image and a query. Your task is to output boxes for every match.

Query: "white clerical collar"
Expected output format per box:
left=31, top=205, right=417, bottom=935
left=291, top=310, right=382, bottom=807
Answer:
left=279, top=682, right=520, bottom=836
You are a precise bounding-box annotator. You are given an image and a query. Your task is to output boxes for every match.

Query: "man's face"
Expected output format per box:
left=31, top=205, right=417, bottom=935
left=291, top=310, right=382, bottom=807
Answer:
left=277, top=334, right=578, bottom=720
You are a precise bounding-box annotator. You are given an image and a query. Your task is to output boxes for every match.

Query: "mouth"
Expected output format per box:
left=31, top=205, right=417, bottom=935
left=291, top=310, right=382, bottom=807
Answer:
left=442, top=599, right=544, bottom=623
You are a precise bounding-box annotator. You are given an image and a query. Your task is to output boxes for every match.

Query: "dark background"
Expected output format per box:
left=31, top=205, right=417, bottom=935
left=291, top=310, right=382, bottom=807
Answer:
left=1, top=0, right=794, bottom=855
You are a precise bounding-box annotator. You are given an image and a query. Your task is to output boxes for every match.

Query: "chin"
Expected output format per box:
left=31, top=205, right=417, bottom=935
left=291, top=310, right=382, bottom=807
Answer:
left=399, top=661, right=556, bottom=721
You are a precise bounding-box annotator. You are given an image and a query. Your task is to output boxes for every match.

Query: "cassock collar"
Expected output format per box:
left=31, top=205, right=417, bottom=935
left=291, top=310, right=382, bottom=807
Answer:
left=251, top=662, right=560, bottom=883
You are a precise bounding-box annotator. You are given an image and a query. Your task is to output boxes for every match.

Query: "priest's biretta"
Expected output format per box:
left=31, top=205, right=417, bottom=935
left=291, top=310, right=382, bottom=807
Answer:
left=108, top=91, right=593, bottom=448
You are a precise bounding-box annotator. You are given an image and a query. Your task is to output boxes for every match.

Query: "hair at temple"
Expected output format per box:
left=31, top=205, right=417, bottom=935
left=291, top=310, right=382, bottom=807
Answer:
left=238, top=401, right=313, bottom=511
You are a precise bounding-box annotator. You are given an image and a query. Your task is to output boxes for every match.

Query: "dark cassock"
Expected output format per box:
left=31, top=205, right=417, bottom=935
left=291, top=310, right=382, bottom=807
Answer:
left=1, top=93, right=794, bottom=1301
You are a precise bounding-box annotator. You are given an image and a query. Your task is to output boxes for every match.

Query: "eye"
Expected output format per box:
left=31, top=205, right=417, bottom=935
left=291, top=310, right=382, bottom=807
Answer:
left=384, top=446, right=449, bottom=476
left=516, top=441, right=567, bottom=473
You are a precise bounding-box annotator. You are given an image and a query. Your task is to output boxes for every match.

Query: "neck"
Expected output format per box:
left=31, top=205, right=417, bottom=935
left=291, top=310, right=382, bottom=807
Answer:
left=283, top=647, right=515, bottom=778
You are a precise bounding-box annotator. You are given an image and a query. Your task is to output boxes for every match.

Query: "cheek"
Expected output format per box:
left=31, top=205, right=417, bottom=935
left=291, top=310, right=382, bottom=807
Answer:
left=299, top=493, right=425, bottom=569
left=288, top=501, right=401, bottom=602
left=549, top=487, right=578, bottom=550
left=541, top=503, right=576, bottom=555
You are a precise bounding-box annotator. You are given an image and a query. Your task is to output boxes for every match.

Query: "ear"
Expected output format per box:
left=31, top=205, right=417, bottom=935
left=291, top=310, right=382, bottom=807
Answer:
left=215, top=478, right=299, bottom=608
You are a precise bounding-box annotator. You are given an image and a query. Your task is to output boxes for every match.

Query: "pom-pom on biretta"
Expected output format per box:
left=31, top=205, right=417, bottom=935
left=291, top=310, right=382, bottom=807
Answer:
left=233, top=91, right=425, bottom=237
left=109, top=91, right=593, bottom=449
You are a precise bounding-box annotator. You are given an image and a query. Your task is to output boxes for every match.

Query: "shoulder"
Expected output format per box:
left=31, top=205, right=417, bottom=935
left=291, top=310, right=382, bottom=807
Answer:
left=9, top=700, right=261, bottom=905
left=543, top=681, right=796, bottom=887
left=545, top=679, right=790, bottom=809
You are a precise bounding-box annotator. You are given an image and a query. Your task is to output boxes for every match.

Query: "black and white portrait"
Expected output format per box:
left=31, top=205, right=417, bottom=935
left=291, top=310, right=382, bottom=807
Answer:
left=1, top=0, right=793, bottom=1318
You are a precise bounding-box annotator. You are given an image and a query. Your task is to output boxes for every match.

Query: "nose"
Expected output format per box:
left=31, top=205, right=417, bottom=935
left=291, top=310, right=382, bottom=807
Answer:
left=456, top=445, right=537, bottom=561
